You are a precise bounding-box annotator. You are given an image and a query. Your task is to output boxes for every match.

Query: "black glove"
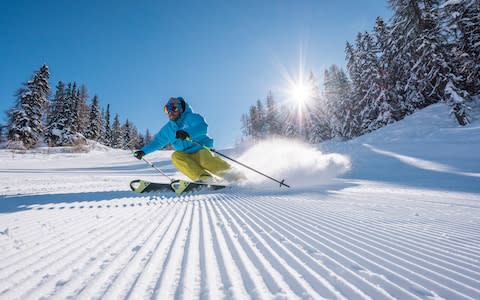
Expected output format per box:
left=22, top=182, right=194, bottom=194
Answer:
left=176, top=130, right=190, bottom=140
left=133, top=150, right=145, bottom=160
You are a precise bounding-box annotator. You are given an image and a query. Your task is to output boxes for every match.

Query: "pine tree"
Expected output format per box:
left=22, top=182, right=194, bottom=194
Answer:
left=444, top=0, right=480, bottom=96
left=85, top=95, right=102, bottom=141
left=352, top=32, right=382, bottom=133
left=111, top=114, right=123, bottom=148
left=77, top=85, right=90, bottom=135
left=8, top=65, right=50, bottom=149
left=63, top=83, right=79, bottom=144
left=130, top=125, right=139, bottom=149
left=388, top=0, right=427, bottom=113
left=255, top=99, right=266, bottom=138
left=323, top=65, right=356, bottom=139
left=265, top=91, right=282, bottom=136
left=241, top=100, right=270, bottom=141
left=353, top=22, right=398, bottom=133
left=240, top=113, right=252, bottom=138
left=137, top=132, right=145, bottom=149
left=388, top=0, right=470, bottom=125
left=121, top=119, right=138, bottom=149
left=346, top=35, right=365, bottom=106
left=305, top=72, right=331, bottom=143
left=442, top=0, right=479, bottom=124
left=372, top=16, right=400, bottom=125
left=102, top=104, right=112, bottom=146
left=44, top=81, right=88, bottom=146
left=282, top=120, right=298, bottom=139
left=70, top=82, right=81, bottom=134
left=45, top=81, right=68, bottom=146
left=99, top=107, right=106, bottom=143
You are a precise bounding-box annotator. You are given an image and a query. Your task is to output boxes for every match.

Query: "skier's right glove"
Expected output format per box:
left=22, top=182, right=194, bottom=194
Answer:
left=133, top=150, right=145, bottom=160
left=175, top=130, right=190, bottom=140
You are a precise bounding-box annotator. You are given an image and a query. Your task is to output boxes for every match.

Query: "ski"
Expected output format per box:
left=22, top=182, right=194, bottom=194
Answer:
left=129, top=179, right=227, bottom=194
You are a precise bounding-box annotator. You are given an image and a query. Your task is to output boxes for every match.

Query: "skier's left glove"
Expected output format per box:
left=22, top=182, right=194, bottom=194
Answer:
left=176, top=130, right=190, bottom=140
left=133, top=150, right=145, bottom=160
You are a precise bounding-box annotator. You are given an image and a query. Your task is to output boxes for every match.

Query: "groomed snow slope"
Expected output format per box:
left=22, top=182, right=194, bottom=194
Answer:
left=1, top=103, right=479, bottom=299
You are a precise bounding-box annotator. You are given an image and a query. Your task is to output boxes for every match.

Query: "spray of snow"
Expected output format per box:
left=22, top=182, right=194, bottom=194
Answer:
left=234, top=138, right=351, bottom=188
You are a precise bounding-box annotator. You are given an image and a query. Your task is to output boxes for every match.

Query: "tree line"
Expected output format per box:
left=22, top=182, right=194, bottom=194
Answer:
left=242, top=0, right=479, bottom=143
left=3, top=65, right=152, bottom=150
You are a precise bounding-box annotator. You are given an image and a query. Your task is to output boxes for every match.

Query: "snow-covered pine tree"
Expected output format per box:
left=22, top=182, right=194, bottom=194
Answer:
left=85, top=95, right=102, bottom=141
left=282, top=95, right=302, bottom=140
left=323, top=65, right=357, bottom=139
left=254, top=99, right=267, bottom=139
left=0, top=124, right=7, bottom=143
left=131, top=125, right=139, bottom=149
left=346, top=35, right=367, bottom=106
left=308, top=97, right=333, bottom=143
left=353, top=19, right=399, bottom=134
left=45, top=81, right=67, bottom=146
left=77, top=85, right=90, bottom=136
left=121, top=119, right=138, bottom=149
left=45, top=81, right=86, bottom=146
left=305, top=72, right=332, bottom=143
left=122, top=119, right=131, bottom=149
left=372, top=16, right=400, bottom=124
left=245, top=102, right=264, bottom=141
left=240, top=113, right=252, bottom=139
left=137, top=132, right=145, bottom=149
left=388, top=0, right=429, bottom=113
left=62, top=83, right=77, bottom=135
left=345, top=39, right=371, bottom=136
left=441, top=0, right=479, bottom=125
left=72, top=83, right=82, bottom=134
left=249, top=104, right=259, bottom=139
left=8, top=65, right=50, bottom=149
left=388, top=0, right=469, bottom=125
left=63, top=83, right=80, bottom=144
left=102, top=104, right=112, bottom=146
left=443, top=0, right=480, bottom=96
left=265, top=91, right=282, bottom=137
left=353, top=31, right=384, bottom=134
left=111, top=114, right=123, bottom=148
left=99, top=107, right=106, bottom=143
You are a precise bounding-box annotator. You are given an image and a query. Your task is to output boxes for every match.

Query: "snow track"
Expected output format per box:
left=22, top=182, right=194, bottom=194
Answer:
left=1, top=186, right=479, bottom=299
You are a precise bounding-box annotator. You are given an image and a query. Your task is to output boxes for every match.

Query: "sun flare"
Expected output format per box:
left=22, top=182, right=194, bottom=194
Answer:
left=290, top=82, right=312, bottom=105
left=275, top=49, right=318, bottom=134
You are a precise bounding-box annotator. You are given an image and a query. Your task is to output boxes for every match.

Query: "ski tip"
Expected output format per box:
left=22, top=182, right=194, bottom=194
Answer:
left=130, top=179, right=153, bottom=193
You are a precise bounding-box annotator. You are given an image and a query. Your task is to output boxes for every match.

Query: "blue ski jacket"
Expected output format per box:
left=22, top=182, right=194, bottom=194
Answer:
left=141, top=101, right=214, bottom=155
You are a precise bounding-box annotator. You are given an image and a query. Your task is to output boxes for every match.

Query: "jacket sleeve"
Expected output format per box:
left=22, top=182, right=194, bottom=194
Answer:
left=141, top=126, right=170, bottom=155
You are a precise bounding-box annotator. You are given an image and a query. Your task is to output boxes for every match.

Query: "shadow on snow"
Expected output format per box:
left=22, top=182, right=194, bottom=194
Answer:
left=0, top=190, right=145, bottom=213
left=0, top=181, right=357, bottom=214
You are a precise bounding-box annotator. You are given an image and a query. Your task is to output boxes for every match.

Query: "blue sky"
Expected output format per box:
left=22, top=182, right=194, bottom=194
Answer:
left=0, top=0, right=391, bottom=148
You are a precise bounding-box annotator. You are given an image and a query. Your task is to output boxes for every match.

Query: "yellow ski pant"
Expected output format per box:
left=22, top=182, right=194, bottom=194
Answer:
left=171, top=149, right=231, bottom=181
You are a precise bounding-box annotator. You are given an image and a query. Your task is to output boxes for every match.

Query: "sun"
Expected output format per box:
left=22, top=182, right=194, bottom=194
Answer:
left=290, top=81, right=312, bottom=105
left=273, top=48, right=318, bottom=135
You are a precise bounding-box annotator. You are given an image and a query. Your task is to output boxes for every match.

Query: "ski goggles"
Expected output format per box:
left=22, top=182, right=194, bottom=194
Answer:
left=164, top=102, right=180, bottom=114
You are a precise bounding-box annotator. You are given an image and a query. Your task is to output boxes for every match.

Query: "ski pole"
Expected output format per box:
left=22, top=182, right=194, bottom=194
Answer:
left=186, top=138, right=290, bottom=188
left=131, top=150, right=175, bottom=182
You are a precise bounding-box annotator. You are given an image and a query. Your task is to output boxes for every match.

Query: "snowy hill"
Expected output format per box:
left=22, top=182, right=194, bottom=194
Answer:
left=1, top=103, right=479, bottom=299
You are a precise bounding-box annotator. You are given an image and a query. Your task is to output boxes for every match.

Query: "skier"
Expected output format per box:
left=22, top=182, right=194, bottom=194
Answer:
left=133, top=97, right=239, bottom=184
